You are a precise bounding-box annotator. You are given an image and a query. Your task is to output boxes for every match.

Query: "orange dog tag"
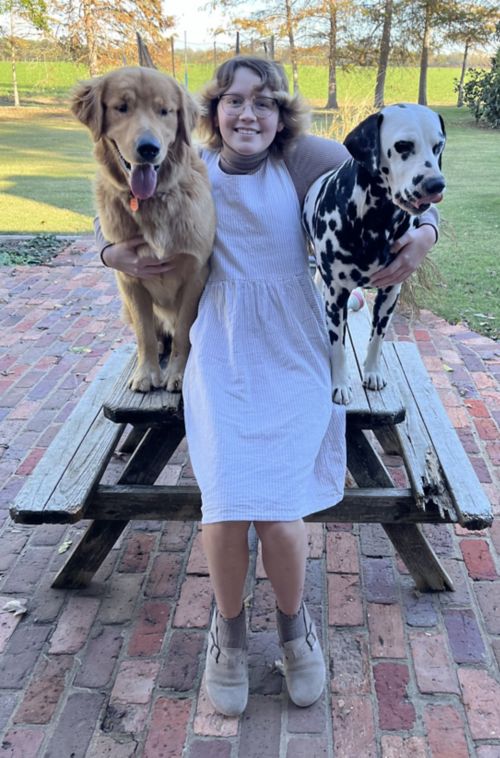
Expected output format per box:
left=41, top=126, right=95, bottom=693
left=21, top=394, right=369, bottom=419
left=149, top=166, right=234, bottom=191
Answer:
left=130, top=196, right=139, bottom=212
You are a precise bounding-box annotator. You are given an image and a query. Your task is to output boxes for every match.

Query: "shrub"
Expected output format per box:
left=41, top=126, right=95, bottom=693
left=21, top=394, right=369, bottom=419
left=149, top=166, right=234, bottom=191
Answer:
left=460, top=49, right=500, bottom=128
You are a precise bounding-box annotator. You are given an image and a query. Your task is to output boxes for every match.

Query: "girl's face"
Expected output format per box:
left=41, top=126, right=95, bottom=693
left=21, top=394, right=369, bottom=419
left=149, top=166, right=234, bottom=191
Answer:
left=215, top=66, right=283, bottom=155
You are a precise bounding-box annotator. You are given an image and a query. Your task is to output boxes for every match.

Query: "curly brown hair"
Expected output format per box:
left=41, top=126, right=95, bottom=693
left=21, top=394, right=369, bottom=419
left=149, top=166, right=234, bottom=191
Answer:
left=197, top=55, right=310, bottom=156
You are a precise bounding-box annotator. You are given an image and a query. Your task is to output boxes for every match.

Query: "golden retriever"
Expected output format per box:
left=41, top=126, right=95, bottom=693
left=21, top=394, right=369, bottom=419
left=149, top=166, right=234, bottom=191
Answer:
left=71, top=66, right=215, bottom=392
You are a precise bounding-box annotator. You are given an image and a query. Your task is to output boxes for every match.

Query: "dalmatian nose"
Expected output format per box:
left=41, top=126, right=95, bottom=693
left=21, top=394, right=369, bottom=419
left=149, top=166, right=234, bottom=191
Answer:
left=136, top=135, right=161, bottom=162
left=423, top=177, right=445, bottom=195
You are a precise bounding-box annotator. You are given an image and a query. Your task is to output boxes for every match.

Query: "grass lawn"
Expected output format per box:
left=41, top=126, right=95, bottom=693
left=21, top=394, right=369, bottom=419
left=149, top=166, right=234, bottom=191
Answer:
left=0, top=108, right=95, bottom=233
left=419, top=107, right=499, bottom=340
left=0, top=96, right=498, bottom=337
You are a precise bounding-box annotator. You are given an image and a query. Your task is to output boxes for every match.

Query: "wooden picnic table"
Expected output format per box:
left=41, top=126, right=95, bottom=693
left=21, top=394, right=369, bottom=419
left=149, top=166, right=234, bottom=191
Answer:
left=10, top=305, right=493, bottom=591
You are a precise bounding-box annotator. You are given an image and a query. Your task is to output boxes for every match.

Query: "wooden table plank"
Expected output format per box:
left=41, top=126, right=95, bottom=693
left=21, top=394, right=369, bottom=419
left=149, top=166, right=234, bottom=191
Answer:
left=346, top=304, right=406, bottom=426
left=103, top=351, right=182, bottom=423
left=393, top=342, right=493, bottom=529
left=87, top=483, right=454, bottom=524
left=11, top=346, right=131, bottom=522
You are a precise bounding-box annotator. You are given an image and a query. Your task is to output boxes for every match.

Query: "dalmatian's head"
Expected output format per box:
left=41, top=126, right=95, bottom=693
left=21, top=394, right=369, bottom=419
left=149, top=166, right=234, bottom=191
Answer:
left=344, top=103, right=446, bottom=215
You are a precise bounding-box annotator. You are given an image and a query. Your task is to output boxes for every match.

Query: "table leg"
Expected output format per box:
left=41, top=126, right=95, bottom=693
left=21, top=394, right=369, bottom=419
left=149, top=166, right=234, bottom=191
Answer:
left=346, top=427, right=454, bottom=592
left=52, top=419, right=185, bottom=589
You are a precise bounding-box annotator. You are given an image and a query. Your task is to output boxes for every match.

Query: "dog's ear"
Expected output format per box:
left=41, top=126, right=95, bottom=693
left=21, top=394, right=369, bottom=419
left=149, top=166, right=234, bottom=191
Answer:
left=344, top=113, right=383, bottom=174
left=71, top=78, right=104, bottom=141
left=176, top=87, right=199, bottom=147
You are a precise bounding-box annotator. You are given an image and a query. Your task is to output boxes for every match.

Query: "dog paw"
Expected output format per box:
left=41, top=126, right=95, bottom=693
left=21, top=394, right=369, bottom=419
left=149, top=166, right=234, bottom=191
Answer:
left=163, top=369, right=183, bottom=393
left=129, top=367, right=163, bottom=393
left=332, top=384, right=353, bottom=405
left=363, top=372, right=387, bottom=391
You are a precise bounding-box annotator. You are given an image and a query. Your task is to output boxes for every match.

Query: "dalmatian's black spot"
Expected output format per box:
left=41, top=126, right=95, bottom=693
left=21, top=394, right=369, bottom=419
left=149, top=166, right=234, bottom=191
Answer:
left=382, top=167, right=389, bottom=175
left=316, top=218, right=327, bottom=240
left=424, top=161, right=432, bottom=168
left=412, top=174, right=424, bottom=186
left=328, top=219, right=337, bottom=231
left=338, top=272, right=346, bottom=279
left=387, top=149, right=391, bottom=158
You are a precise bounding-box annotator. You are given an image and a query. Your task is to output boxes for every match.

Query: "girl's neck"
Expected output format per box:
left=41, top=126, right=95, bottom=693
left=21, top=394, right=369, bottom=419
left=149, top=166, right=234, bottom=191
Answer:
left=219, top=143, right=269, bottom=174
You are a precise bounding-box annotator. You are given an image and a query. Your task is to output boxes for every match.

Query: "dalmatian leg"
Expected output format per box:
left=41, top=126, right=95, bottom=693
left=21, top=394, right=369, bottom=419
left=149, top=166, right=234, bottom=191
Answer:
left=363, top=284, right=401, bottom=390
left=324, top=293, right=352, bottom=405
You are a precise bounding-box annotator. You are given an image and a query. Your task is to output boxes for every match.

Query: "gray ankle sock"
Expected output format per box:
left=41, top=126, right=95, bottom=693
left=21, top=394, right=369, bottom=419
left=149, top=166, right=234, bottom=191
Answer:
left=216, top=606, right=247, bottom=648
left=276, top=604, right=306, bottom=643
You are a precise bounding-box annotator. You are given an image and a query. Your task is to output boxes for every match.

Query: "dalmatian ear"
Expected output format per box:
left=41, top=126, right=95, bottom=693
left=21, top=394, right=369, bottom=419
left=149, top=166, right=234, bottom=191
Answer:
left=344, top=112, right=383, bottom=175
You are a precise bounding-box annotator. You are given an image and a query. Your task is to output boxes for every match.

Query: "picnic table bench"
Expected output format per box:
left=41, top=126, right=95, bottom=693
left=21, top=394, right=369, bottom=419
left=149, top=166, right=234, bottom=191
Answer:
left=10, top=305, right=493, bottom=591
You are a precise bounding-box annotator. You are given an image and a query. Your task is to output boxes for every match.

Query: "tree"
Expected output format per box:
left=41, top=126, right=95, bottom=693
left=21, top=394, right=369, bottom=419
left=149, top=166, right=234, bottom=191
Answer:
left=215, top=0, right=313, bottom=92
left=325, top=0, right=339, bottom=108
left=462, top=45, right=500, bottom=127
left=0, top=0, right=48, bottom=106
left=417, top=0, right=433, bottom=105
left=48, top=0, right=173, bottom=75
left=444, top=1, right=500, bottom=106
left=374, top=0, right=393, bottom=107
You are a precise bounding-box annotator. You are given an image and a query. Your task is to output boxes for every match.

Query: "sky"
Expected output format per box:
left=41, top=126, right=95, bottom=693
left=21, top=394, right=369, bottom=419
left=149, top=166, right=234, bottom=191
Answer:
left=166, top=0, right=234, bottom=49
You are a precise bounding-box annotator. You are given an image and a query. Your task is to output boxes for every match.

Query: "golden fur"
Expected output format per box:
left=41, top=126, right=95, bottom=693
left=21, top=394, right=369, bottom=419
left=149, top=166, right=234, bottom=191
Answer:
left=72, top=66, right=215, bottom=392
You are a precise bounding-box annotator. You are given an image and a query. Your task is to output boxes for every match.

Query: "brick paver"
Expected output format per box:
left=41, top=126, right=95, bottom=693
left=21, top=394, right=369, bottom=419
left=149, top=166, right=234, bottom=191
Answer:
left=0, top=241, right=498, bottom=756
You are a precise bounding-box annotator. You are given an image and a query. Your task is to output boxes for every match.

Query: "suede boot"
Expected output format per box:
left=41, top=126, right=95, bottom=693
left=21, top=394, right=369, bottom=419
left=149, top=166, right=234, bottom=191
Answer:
left=277, top=602, right=325, bottom=707
left=205, top=607, right=248, bottom=717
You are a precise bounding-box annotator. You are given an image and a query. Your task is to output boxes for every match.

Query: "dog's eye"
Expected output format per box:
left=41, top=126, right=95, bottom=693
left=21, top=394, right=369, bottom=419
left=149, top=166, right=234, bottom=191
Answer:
left=432, top=142, right=443, bottom=155
left=394, top=141, right=413, bottom=154
left=115, top=103, right=128, bottom=113
left=160, top=108, right=172, bottom=116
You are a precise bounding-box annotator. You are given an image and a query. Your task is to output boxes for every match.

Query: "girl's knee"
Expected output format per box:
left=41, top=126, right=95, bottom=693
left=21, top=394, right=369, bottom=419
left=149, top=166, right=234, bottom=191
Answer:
left=255, top=519, right=305, bottom=543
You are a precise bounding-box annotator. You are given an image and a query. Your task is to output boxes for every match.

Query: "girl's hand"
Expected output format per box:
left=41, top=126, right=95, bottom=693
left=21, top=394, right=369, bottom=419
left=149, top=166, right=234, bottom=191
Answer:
left=102, top=237, right=180, bottom=279
left=370, top=224, right=437, bottom=289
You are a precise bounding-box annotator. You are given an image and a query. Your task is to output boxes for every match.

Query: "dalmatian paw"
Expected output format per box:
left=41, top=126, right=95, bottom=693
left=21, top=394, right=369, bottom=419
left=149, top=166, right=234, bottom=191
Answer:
left=363, top=371, right=387, bottom=391
left=332, top=383, right=353, bottom=405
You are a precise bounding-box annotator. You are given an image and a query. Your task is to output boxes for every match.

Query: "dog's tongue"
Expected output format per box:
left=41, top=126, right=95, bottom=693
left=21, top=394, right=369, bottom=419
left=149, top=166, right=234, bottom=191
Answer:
left=130, top=165, right=157, bottom=200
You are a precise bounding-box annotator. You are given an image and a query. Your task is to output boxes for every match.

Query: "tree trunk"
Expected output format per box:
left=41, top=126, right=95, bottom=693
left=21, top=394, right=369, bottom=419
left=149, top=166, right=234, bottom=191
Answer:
left=284, top=0, right=299, bottom=93
left=82, top=0, right=99, bottom=76
left=457, top=39, right=469, bottom=107
left=325, top=0, right=338, bottom=109
left=418, top=0, right=432, bottom=106
left=10, top=7, right=20, bottom=107
left=374, top=0, right=393, bottom=109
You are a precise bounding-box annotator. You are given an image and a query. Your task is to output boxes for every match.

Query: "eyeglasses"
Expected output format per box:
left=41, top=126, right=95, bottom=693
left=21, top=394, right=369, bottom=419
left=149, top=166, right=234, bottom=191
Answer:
left=218, top=93, right=279, bottom=119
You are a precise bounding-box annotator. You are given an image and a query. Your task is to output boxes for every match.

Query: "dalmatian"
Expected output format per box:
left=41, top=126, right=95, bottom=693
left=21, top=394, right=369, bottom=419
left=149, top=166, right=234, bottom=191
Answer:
left=303, top=103, right=446, bottom=405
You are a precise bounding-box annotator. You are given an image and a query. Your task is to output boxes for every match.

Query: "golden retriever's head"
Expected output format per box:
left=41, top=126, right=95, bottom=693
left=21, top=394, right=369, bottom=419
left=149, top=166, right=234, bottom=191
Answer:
left=71, top=66, right=198, bottom=199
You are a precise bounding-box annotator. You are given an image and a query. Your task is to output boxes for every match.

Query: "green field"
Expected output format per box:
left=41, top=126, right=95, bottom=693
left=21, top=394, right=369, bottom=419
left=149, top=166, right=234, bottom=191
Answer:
left=0, top=60, right=462, bottom=107
left=0, top=62, right=498, bottom=337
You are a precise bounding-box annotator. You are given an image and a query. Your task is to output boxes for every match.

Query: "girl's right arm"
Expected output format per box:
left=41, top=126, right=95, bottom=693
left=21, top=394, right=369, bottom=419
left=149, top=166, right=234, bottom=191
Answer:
left=94, top=217, right=179, bottom=279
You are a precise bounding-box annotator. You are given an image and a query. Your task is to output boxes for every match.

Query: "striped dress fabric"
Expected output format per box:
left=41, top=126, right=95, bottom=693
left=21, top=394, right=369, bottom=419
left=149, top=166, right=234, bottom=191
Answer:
left=182, top=149, right=346, bottom=524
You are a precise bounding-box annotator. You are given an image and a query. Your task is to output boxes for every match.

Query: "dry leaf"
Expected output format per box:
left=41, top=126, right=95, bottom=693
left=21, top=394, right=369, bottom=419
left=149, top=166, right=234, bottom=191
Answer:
left=57, top=539, right=73, bottom=554
left=2, top=599, right=27, bottom=617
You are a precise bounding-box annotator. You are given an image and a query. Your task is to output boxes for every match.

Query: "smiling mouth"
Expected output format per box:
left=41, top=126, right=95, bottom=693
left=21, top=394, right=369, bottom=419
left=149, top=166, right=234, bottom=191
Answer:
left=398, top=192, right=443, bottom=214
left=235, top=128, right=260, bottom=135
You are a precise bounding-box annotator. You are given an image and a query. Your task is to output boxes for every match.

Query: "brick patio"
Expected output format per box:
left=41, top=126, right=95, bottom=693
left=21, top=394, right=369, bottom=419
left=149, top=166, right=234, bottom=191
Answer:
left=0, top=240, right=498, bottom=757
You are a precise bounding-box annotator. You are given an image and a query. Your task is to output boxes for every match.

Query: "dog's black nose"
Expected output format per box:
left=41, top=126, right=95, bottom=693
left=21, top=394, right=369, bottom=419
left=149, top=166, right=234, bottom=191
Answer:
left=136, top=137, right=161, bottom=162
left=423, top=177, right=445, bottom=195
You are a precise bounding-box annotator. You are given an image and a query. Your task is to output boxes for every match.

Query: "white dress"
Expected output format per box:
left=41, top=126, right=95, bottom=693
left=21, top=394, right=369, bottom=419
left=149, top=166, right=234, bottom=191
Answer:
left=182, top=149, right=346, bottom=524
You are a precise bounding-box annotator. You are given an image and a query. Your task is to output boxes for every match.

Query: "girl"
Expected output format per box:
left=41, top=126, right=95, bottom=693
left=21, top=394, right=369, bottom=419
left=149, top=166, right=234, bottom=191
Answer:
left=97, top=56, right=438, bottom=717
